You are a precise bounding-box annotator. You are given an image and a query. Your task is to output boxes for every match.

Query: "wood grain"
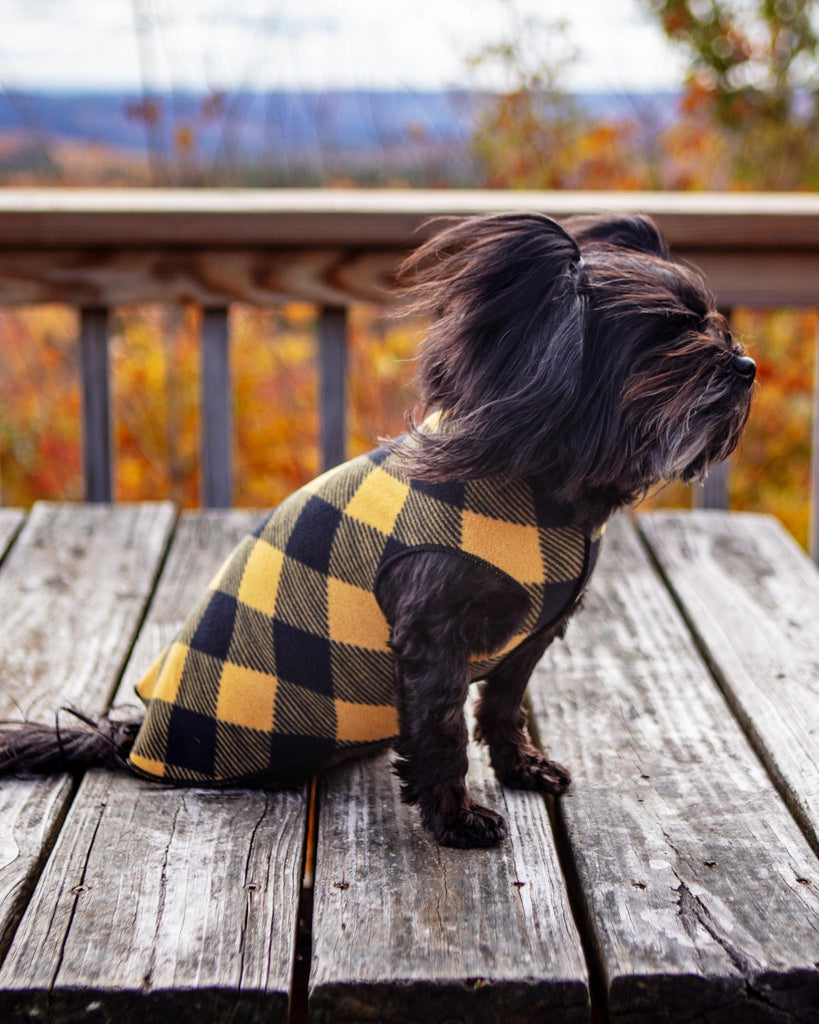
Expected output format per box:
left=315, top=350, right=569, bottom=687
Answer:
left=0, top=512, right=309, bottom=1024
left=0, top=191, right=816, bottom=308
left=0, top=248, right=401, bottom=307
left=527, top=515, right=819, bottom=1022
left=0, top=510, right=24, bottom=560
left=309, top=703, right=589, bottom=1024
left=639, top=510, right=819, bottom=855
left=0, top=510, right=60, bottom=963
left=0, top=188, right=818, bottom=249
left=813, top=324, right=819, bottom=563
left=683, top=250, right=819, bottom=308
left=0, top=502, right=176, bottom=722
left=0, top=503, right=176, bottom=960
left=0, top=246, right=817, bottom=310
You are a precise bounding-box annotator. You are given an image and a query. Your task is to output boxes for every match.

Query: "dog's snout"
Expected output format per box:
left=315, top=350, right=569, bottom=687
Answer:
left=732, top=354, right=756, bottom=383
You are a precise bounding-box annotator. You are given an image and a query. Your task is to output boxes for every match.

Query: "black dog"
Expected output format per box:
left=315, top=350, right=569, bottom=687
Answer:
left=0, top=212, right=753, bottom=849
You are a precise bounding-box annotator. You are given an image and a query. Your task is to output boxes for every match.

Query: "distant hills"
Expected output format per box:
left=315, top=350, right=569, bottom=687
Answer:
left=0, top=88, right=678, bottom=186
left=0, top=90, right=475, bottom=153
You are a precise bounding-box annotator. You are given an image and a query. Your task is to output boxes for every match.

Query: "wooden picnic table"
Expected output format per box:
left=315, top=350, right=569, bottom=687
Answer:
left=0, top=502, right=817, bottom=1023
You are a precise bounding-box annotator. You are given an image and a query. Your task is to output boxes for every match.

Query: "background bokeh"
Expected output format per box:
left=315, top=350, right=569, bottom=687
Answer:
left=0, top=1, right=817, bottom=545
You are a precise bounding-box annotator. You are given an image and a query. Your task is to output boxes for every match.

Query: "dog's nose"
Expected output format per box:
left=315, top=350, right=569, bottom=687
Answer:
left=732, top=354, right=756, bottom=382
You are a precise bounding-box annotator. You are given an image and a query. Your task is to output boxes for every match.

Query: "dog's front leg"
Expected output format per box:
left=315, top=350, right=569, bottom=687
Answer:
left=390, top=643, right=508, bottom=848
left=379, top=551, right=529, bottom=848
left=475, top=625, right=571, bottom=795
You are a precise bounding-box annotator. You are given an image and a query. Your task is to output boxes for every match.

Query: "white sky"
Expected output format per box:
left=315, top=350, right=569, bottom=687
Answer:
left=0, top=0, right=689, bottom=93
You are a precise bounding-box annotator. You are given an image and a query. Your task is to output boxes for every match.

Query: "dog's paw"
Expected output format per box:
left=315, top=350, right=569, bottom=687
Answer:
left=432, top=802, right=508, bottom=849
left=497, top=752, right=571, bottom=795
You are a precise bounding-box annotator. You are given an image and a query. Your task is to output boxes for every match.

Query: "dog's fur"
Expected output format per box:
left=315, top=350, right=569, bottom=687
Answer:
left=0, top=212, right=753, bottom=849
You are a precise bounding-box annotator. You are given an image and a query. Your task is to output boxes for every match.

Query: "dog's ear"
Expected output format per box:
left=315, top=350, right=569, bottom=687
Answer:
left=562, top=213, right=669, bottom=260
left=392, top=213, right=588, bottom=481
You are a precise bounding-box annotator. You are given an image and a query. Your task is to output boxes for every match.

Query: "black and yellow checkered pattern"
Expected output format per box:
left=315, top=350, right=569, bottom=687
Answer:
left=128, top=443, right=602, bottom=785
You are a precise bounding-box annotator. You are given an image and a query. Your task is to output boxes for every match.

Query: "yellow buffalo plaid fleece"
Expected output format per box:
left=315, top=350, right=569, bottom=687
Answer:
left=128, top=443, right=603, bottom=785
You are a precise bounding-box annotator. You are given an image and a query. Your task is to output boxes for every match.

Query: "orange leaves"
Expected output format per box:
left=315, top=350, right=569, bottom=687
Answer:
left=110, top=304, right=200, bottom=506
left=231, top=304, right=318, bottom=508
left=0, top=306, right=82, bottom=504
left=680, top=73, right=717, bottom=115
left=124, top=99, right=162, bottom=128
left=174, top=125, right=194, bottom=157
left=473, top=92, right=657, bottom=192
left=348, top=304, right=418, bottom=458
left=0, top=301, right=419, bottom=511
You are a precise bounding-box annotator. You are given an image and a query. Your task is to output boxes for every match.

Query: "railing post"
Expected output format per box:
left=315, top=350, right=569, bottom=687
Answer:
left=810, top=317, right=819, bottom=564
left=694, top=462, right=729, bottom=511
left=694, top=307, right=732, bottom=511
left=79, top=306, right=113, bottom=502
left=319, top=306, right=348, bottom=471
left=200, top=306, right=232, bottom=508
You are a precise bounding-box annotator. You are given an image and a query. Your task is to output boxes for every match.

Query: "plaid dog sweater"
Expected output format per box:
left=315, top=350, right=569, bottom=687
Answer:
left=128, top=444, right=603, bottom=786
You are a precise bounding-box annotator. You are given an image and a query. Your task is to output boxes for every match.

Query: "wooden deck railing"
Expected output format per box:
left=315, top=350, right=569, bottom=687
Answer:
left=0, top=189, right=818, bottom=553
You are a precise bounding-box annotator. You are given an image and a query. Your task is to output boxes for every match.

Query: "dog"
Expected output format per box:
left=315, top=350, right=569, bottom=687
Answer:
left=0, top=212, right=754, bottom=849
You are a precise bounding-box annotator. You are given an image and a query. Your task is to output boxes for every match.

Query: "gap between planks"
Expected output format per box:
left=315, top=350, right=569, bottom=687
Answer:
left=637, top=510, right=819, bottom=861
left=0, top=511, right=310, bottom=1024
left=308, top=696, right=590, bottom=1024
left=527, top=514, right=819, bottom=1022
left=0, top=502, right=177, bottom=968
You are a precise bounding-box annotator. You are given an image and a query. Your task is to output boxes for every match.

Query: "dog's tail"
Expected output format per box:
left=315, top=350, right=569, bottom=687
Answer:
left=0, top=707, right=142, bottom=776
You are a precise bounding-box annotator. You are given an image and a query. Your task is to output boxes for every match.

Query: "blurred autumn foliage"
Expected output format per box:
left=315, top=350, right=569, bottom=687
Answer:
left=0, top=0, right=817, bottom=547
left=647, top=0, right=819, bottom=189
left=0, top=301, right=419, bottom=510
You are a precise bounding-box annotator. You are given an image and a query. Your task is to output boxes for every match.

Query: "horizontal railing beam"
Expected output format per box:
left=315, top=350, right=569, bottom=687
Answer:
left=0, top=248, right=398, bottom=308
left=1, top=189, right=819, bottom=250
left=0, top=248, right=816, bottom=310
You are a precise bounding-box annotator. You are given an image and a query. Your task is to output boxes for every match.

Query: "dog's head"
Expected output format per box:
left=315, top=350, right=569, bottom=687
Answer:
left=392, top=211, right=753, bottom=521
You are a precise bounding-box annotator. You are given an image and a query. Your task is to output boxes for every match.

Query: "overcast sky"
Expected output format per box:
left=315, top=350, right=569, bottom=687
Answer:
left=0, top=0, right=689, bottom=93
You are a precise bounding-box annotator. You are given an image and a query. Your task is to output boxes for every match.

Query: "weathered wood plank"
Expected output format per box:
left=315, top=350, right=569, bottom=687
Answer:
left=0, top=778, right=73, bottom=963
left=0, top=502, right=176, bottom=722
left=79, top=307, right=113, bottom=502
left=0, top=512, right=310, bottom=1024
left=527, top=515, right=819, bottom=1022
left=0, top=510, right=24, bottom=559
left=0, top=502, right=177, bottom=959
left=0, top=246, right=818, bottom=309
left=0, top=248, right=400, bottom=307
left=682, top=250, right=819, bottom=308
left=1, top=188, right=818, bottom=249
left=811, top=319, right=819, bottom=565
left=0, top=192, right=817, bottom=308
left=309, top=703, right=589, bottom=1024
left=319, top=306, right=348, bottom=471
left=200, top=308, right=233, bottom=508
left=0, top=509, right=58, bottom=963
left=639, top=510, right=819, bottom=855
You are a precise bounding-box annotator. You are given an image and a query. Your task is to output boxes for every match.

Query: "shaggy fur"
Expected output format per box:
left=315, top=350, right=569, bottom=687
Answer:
left=0, top=212, right=754, bottom=849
